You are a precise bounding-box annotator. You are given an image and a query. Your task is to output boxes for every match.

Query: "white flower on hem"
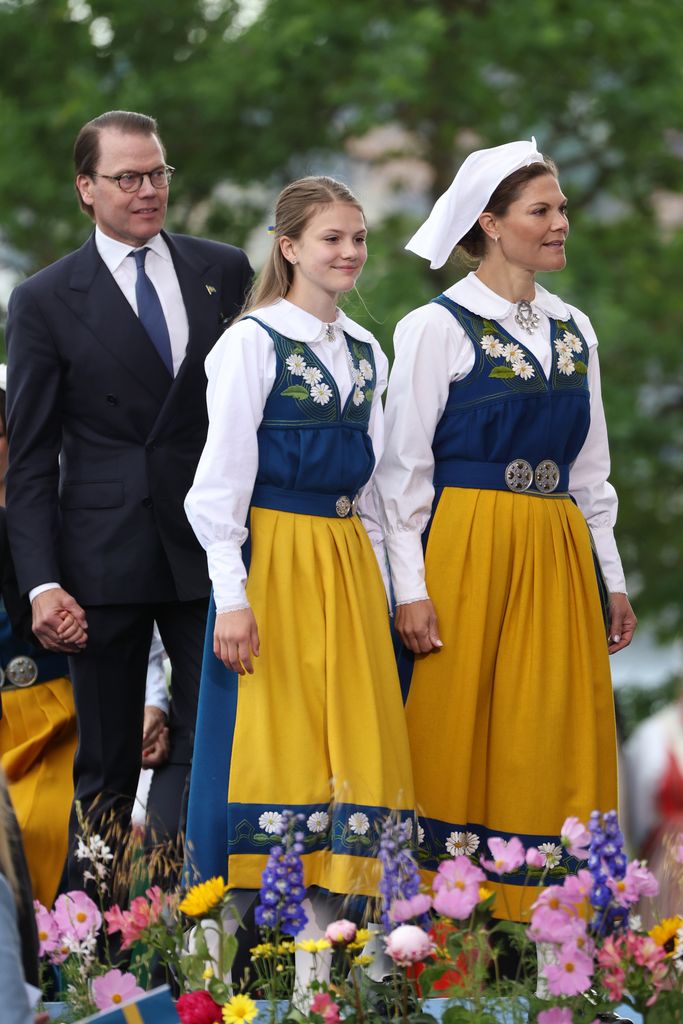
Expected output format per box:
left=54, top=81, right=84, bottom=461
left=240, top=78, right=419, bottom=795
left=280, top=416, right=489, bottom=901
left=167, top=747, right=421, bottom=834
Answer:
left=302, top=365, right=323, bottom=385
left=403, top=818, right=414, bottom=840
left=352, top=388, right=365, bottom=406
left=285, top=354, right=307, bottom=376
left=514, top=360, right=535, bottom=380
left=538, top=842, right=563, bottom=868
left=445, top=830, right=480, bottom=857
left=358, top=358, right=373, bottom=381
left=417, top=824, right=425, bottom=846
left=310, top=382, right=333, bottom=405
left=348, top=812, right=370, bottom=835
left=258, top=810, right=283, bottom=834
left=562, top=331, right=583, bottom=353
left=502, top=342, right=523, bottom=363
left=480, top=335, right=504, bottom=358
left=557, top=352, right=575, bottom=375
left=307, top=811, right=330, bottom=833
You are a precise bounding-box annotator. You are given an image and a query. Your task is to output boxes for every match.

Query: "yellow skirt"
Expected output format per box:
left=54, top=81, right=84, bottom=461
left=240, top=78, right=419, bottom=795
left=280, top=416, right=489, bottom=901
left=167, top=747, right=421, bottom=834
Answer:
left=406, top=488, right=617, bottom=921
left=189, top=507, right=415, bottom=897
left=0, top=677, right=77, bottom=907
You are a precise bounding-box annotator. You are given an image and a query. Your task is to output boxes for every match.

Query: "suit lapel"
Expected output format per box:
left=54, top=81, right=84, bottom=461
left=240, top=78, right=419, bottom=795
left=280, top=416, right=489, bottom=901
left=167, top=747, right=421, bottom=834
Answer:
left=63, top=235, right=172, bottom=405
left=164, top=231, right=224, bottom=371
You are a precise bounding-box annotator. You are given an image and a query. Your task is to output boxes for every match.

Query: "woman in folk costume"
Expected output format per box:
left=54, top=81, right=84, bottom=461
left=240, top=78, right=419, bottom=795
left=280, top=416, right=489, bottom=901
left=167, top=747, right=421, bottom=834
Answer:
left=184, top=177, right=414, bottom=975
left=376, top=139, right=637, bottom=921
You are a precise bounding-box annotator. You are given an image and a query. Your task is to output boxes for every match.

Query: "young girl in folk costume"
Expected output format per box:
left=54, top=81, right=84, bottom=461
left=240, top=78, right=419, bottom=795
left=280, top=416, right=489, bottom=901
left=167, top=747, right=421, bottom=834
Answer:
left=376, top=139, right=637, bottom=922
left=184, top=177, right=414, bottom=978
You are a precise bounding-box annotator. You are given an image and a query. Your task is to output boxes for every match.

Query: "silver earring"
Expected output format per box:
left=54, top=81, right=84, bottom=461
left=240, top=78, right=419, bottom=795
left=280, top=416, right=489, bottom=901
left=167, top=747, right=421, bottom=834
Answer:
left=290, top=259, right=297, bottom=265
left=493, top=235, right=499, bottom=243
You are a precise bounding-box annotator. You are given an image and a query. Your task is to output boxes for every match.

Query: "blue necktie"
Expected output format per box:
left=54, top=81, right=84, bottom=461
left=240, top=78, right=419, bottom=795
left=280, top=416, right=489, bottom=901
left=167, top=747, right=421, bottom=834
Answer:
left=129, top=248, right=174, bottom=376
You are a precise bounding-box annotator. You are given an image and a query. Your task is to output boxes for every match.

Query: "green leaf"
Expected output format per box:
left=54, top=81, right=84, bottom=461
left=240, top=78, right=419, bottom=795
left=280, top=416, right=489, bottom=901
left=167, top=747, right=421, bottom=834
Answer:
left=489, top=366, right=516, bottom=378
left=574, top=360, right=588, bottom=374
left=292, top=345, right=305, bottom=354
left=364, top=388, right=374, bottom=401
left=280, top=385, right=309, bottom=399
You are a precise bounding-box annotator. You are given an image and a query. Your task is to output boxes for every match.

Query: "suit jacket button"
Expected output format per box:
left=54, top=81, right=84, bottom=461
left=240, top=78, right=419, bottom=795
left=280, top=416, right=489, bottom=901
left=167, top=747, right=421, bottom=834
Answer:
left=106, top=394, right=118, bottom=405
left=142, top=497, right=153, bottom=508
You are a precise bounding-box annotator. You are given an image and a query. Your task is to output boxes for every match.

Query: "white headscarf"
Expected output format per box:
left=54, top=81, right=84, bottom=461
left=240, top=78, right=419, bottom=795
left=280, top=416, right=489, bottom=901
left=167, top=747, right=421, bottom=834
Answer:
left=405, top=137, right=545, bottom=269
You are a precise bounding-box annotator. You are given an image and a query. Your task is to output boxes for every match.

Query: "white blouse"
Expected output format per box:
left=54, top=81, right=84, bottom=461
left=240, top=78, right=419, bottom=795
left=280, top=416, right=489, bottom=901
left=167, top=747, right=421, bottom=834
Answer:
left=376, top=272, right=627, bottom=604
left=185, top=298, right=389, bottom=612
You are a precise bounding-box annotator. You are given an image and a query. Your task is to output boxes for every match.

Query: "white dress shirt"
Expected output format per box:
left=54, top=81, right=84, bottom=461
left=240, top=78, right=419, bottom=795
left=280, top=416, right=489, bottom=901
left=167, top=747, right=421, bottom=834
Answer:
left=185, top=299, right=389, bottom=612
left=376, top=272, right=627, bottom=604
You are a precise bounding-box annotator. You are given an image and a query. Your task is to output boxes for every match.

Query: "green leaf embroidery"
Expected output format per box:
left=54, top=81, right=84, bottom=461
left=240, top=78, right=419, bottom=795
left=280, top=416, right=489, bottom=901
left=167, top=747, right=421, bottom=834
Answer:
left=364, top=388, right=374, bottom=401
left=280, top=385, right=309, bottom=399
left=574, top=360, right=588, bottom=374
left=352, top=342, right=365, bottom=360
left=489, top=366, right=516, bottom=378
left=292, top=344, right=305, bottom=355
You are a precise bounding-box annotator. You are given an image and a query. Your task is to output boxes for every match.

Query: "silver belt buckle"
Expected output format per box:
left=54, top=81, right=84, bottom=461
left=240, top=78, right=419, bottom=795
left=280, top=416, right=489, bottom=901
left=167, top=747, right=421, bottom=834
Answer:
left=5, top=656, right=39, bottom=687
left=535, top=459, right=560, bottom=493
left=335, top=495, right=352, bottom=517
left=505, top=459, right=533, bottom=492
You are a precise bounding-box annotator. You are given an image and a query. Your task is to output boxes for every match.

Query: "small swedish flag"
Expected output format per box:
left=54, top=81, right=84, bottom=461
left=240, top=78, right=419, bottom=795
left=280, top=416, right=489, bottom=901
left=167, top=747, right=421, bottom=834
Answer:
left=76, top=985, right=179, bottom=1023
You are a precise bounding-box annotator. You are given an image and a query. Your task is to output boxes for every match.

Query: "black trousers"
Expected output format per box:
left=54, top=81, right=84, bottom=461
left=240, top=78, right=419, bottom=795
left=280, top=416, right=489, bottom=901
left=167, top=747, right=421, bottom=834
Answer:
left=66, top=598, right=208, bottom=894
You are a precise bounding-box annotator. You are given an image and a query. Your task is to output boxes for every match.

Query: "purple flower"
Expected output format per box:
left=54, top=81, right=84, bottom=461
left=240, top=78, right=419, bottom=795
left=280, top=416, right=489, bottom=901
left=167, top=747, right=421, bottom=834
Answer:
left=378, top=816, right=424, bottom=930
left=255, top=810, right=308, bottom=937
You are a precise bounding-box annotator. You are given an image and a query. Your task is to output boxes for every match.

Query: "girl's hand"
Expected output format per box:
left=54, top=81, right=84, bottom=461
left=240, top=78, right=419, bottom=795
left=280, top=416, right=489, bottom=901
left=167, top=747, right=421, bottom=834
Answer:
left=607, top=593, right=637, bottom=654
left=395, top=599, right=443, bottom=655
left=214, top=607, right=260, bottom=674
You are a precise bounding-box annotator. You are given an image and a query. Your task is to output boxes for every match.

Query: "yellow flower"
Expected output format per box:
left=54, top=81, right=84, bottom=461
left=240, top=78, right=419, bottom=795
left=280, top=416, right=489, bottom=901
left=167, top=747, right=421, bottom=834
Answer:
left=250, top=942, right=274, bottom=958
left=223, top=994, right=258, bottom=1024
left=649, top=916, right=683, bottom=954
left=179, top=876, right=229, bottom=917
left=352, top=954, right=374, bottom=966
left=277, top=941, right=295, bottom=954
left=478, top=886, right=493, bottom=902
left=347, top=927, right=372, bottom=950
left=297, top=938, right=331, bottom=953
left=203, top=966, right=214, bottom=979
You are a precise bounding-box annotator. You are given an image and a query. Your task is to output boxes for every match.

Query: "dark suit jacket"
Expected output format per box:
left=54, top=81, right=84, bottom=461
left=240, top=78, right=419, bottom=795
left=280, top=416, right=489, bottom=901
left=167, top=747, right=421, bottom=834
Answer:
left=5, top=231, right=251, bottom=605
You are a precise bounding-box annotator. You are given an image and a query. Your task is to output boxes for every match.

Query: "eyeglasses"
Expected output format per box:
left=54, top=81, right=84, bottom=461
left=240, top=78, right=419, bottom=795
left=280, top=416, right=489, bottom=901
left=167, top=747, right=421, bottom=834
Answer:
left=93, top=166, right=175, bottom=192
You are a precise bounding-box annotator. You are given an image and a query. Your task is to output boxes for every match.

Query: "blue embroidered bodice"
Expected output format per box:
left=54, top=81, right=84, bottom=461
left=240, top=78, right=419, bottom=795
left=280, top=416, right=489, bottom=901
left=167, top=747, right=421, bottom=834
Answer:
left=247, top=318, right=377, bottom=497
left=431, top=295, right=591, bottom=474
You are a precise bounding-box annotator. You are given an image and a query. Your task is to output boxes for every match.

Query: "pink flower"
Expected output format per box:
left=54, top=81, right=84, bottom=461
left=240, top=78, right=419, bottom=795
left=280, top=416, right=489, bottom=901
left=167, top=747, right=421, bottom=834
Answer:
left=526, top=847, right=545, bottom=869
left=544, top=942, right=594, bottom=996
left=561, top=869, right=594, bottom=906
left=538, top=1009, right=574, bottom=1024
left=385, top=924, right=435, bottom=966
left=560, top=816, right=591, bottom=859
left=325, top=919, right=357, bottom=945
left=176, top=990, right=223, bottom=1024
left=528, top=903, right=584, bottom=945
left=33, top=900, right=60, bottom=957
left=479, top=836, right=525, bottom=874
left=92, top=968, right=144, bottom=1009
left=53, top=890, right=102, bottom=940
left=432, top=856, right=485, bottom=920
left=104, top=888, right=169, bottom=949
left=310, top=992, right=340, bottom=1024
left=389, top=893, right=433, bottom=923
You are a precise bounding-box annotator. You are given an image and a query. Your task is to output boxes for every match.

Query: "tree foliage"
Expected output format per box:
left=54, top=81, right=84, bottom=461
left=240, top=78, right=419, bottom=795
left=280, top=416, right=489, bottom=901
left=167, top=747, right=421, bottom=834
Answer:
left=0, top=0, right=682, bottom=635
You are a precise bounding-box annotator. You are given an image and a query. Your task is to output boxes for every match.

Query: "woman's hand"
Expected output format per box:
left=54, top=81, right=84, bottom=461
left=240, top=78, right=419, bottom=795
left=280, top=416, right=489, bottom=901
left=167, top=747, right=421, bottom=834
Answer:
left=607, top=593, right=637, bottom=654
left=214, top=607, right=260, bottom=674
left=395, top=599, right=443, bottom=655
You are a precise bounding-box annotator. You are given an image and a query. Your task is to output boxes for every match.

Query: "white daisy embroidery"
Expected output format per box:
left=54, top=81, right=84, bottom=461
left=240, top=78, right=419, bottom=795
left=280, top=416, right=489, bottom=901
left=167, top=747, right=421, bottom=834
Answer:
left=502, top=342, right=523, bottom=363
left=417, top=824, right=425, bottom=846
left=351, top=367, right=366, bottom=387
left=480, top=335, right=504, bottom=358
left=307, top=811, right=330, bottom=833
left=310, top=382, right=333, bottom=405
left=285, top=354, right=306, bottom=376
left=358, top=358, right=373, bottom=381
left=557, top=352, right=575, bottom=376
left=258, top=810, right=283, bottom=834
left=348, top=812, right=370, bottom=835
left=445, top=830, right=479, bottom=857
left=352, top=388, right=365, bottom=406
left=514, top=361, right=535, bottom=380
left=302, top=365, right=323, bottom=385
left=403, top=818, right=414, bottom=840
left=554, top=337, right=571, bottom=356
left=562, top=331, right=583, bottom=353
left=538, top=842, right=563, bottom=868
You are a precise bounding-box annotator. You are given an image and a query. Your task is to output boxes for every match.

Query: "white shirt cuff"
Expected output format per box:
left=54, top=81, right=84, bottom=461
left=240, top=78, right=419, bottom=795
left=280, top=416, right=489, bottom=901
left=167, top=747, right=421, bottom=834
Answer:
left=385, top=529, right=430, bottom=605
left=29, top=582, right=61, bottom=602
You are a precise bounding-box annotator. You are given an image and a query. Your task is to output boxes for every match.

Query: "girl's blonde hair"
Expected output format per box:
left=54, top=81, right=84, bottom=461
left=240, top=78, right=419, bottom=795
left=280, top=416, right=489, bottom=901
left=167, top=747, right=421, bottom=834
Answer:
left=239, top=175, right=364, bottom=318
left=0, top=768, right=19, bottom=900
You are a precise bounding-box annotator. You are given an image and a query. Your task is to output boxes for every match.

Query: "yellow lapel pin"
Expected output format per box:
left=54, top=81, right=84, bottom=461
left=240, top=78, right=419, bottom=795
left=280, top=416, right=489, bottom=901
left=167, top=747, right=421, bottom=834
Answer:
left=206, top=284, right=217, bottom=295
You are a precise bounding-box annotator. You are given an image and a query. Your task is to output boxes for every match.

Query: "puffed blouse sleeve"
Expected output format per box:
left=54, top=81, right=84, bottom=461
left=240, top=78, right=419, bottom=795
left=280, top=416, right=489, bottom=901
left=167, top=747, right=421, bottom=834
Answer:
left=184, top=320, right=275, bottom=612
left=566, top=307, right=627, bottom=594
left=375, top=304, right=464, bottom=604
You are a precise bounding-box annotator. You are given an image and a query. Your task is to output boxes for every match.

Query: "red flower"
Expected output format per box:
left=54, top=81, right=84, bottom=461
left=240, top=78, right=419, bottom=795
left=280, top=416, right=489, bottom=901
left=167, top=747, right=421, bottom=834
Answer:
left=176, top=990, right=223, bottom=1024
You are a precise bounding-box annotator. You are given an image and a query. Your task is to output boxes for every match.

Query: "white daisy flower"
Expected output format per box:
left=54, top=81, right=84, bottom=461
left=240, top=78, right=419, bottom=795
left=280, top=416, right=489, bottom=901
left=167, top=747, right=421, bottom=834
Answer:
left=554, top=337, right=571, bottom=355
left=310, top=382, right=333, bottom=405
left=480, top=335, right=504, bottom=358
left=538, top=842, right=563, bottom=868
left=307, top=811, right=330, bottom=833
left=417, top=823, right=425, bottom=846
left=358, top=358, right=373, bottom=381
left=258, top=810, right=283, bottom=834
left=502, top=342, right=523, bottom=363
left=445, top=830, right=479, bottom=857
left=403, top=818, right=414, bottom=840
left=557, top=352, right=575, bottom=375
left=562, top=331, right=583, bottom=353
left=302, top=365, right=323, bottom=385
left=514, top=361, right=535, bottom=380
left=285, top=354, right=306, bottom=376
left=352, top=388, right=365, bottom=406
left=351, top=367, right=365, bottom=387
left=348, top=812, right=370, bottom=835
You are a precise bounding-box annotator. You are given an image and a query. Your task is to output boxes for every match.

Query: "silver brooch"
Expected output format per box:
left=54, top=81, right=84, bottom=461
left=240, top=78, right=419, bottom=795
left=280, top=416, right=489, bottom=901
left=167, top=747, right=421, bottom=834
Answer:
left=514, top=299, right=540, bottom=334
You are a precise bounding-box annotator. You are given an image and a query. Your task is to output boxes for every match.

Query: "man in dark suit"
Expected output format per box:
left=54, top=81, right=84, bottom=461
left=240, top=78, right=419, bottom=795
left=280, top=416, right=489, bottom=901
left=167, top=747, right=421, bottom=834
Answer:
left=5, top=110, right=252, bottom=887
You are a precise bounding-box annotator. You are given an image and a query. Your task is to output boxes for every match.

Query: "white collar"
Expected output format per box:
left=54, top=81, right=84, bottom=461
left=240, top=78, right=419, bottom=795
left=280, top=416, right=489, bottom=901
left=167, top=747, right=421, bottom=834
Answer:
left=444, top=271, right=571, bottom=320
left=250, top=298, right=374, bottom=344
left=95, top=227, right=171, bottom=275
